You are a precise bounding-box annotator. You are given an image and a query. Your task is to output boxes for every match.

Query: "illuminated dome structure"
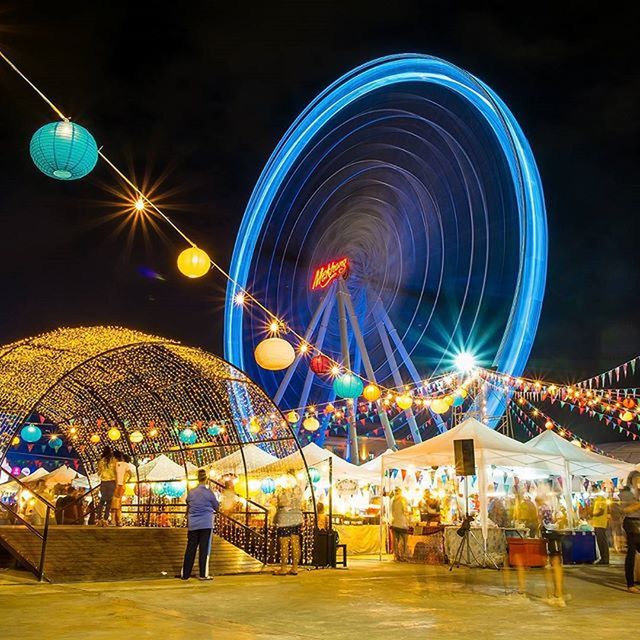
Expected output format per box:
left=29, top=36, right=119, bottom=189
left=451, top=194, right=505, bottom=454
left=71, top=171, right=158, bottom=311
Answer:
left=0, top=326, right=310, bottom=494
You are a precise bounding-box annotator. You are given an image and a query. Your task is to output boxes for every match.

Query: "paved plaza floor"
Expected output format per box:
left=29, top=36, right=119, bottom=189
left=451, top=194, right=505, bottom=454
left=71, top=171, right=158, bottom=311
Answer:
left=0, top=556, right=637, bottom=640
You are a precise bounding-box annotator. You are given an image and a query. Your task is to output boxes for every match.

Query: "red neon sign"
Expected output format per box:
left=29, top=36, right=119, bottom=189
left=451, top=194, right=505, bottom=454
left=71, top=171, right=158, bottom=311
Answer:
left=311, top=257, right=350, bottom=290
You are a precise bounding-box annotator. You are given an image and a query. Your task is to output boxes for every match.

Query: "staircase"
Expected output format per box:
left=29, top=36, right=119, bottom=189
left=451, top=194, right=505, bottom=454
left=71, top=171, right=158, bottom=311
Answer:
left=0, top=525, right=264, bottom=582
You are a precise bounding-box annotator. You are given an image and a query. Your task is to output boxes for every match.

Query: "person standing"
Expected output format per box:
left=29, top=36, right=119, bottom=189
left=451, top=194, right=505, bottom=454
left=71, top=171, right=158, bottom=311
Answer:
left=590, top=493, right=610, bottom=565
left=113, top=452, right=133, bottom=527
left=181, top=468, right=219, bottom=581
left=95, top=447, right=117, bottom=526
left=619, top=470, right=640, bottom=593
left=390, top=487, right=409, bottom=561
left=273, top=471, right=305, bottom=576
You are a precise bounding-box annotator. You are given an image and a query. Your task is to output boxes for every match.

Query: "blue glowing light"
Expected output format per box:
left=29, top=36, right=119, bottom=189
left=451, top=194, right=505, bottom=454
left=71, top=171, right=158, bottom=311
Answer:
left=224, top=54, right=547, bottom=426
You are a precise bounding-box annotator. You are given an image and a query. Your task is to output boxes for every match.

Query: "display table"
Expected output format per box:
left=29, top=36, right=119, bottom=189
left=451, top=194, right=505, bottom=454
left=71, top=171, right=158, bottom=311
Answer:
left=406, top=526, right=445, bottom=564
left=333, top=524, right=381, bottom=555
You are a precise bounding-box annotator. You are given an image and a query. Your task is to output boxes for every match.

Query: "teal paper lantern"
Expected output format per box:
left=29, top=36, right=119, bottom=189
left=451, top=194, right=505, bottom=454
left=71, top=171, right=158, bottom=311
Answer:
left=48, top=436, right=63, bottom=450
left=179, top=427, right=197, bottom=445
left=260, top=478, right=276, bottom=494
left=452, top=394, right=465, bottom=407
left=20, top=424, right=42, bottom=443
left=30, top=121, right=98, bottom=180
left=333, top=373, right=364, bottom=399
left=308, top=467, right=321, bottom=484
left=162, top=481, right=186, bottom=499
left=207, top=424, right=222, bottom=437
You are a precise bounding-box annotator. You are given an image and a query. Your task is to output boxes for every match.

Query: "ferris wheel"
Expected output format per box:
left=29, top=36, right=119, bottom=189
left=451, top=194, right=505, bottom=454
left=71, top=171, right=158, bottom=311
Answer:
left=224, top=54, right=547, bottom=460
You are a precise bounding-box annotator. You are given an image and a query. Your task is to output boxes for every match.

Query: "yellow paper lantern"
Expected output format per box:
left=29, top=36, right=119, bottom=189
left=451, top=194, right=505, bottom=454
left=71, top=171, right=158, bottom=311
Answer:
left=620, top=410, right=634, bottom=422
left=129, top=430, right=144, bottom=444
left=303, top=416, right=320, bottom=432
left=363, top=384, right=382, bottom=402
left=107, top=427, right=121, bottom=441
left=431, top=398, right=450, bottom=414
left=444, top=395, right=454, bottom=406
left=177, top=246, right=211, bottom=278
left=323, top=403, right=335, bottom=415
left=396, top=394, right=413, bottom=410
left=254, top=337, right=295, bottom=371
left=11, top=436, right=20, bottom=446
left=286, top=411, right=300, bottom=424
left=90, top=433, right=101, bottom=444
left=249, top=417, right=261, bottom=434
left=457, top=388, right=468, bottom=399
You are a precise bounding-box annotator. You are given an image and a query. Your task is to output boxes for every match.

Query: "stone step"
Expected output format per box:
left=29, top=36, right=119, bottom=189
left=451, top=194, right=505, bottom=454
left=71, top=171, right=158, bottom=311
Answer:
left=0, top=525, right=264, bottom=582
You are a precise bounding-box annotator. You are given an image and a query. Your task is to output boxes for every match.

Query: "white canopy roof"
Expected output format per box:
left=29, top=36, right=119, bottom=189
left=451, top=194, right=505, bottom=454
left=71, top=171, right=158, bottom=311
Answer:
left=43, top=465, right=79, bottom=486
left=360, top=449, right=395, bottom=476
left=206, top=444, right=280, bottom=476
left=137, top=454, right=197, bottom=481
left=21, top=467, right=50, bottom=483
left=255, top=442, right=378, bottom=482
left=382, top=417, right=565, bottom=473
left=527, top=430, right=634, bottom=480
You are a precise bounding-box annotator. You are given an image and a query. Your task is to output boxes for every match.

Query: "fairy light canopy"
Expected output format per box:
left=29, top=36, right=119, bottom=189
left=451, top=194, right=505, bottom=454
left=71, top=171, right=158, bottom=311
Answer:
left=0, top=326, right=307, bottom=480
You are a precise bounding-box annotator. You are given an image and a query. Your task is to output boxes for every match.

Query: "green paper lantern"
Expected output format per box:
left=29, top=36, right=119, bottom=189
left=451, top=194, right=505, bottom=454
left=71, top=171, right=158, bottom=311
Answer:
left=30, top=121, right=98, bottom=180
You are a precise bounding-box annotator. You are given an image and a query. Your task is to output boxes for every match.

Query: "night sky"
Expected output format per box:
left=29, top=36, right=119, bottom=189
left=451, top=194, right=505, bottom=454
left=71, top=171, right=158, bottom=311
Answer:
left=0, top=4, right=638, bottom=441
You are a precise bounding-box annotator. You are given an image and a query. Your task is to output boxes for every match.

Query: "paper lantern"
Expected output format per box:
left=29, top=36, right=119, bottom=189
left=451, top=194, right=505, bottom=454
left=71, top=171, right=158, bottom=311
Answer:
left=621, top=397, right=635, bottom=409
left=396, top=394, right=413, bottom=410
left=443, top=395, right=454, bottom=406
left=363, top=384, right=382, bottom=402
left=162, top=481, right=186, bottom=499
left=90, top=433, right=101, bottom=444
left=333, top=374, right=364, bottom=399
left=48, top=436, right=63, bottom=449
left=261, top=478, right=276, bottom=494
left=30, top=121, right=98, bottom=180
left=452, top=393, right=465, bottom=407
left=11, top=466, right=21, bottom=476
left=303, top=416, right=320, bottom=432
left=545, top=421, right=554, bottom=430
left=254, top=337, right=295, bottom=371
left=179, top=428, right=197, bottom=444
left=431, top=398, right=449, bottom=414
left=107, top=427, right=121, bottom=441
left=323, top=404, right=335, bottom=415
left=308, top=467, right=321, bottom=483
left=11, top=436, right=20, bottom=446
left=207, top=424, right=223, bottom=436
left=310, top=354, right=332, bottom=375
left=249, top=417, right=261, bottom=434
left=177, top=246, right=211, bottom=278
left=21, top=468, right=31, bottom=476
left=129, top=430, right=144, bottom=444
left=286, top=411, right=300, bottom=424
left=20, top=425, right=42, bottom=443
left=620, top=410, right=634, bottom=422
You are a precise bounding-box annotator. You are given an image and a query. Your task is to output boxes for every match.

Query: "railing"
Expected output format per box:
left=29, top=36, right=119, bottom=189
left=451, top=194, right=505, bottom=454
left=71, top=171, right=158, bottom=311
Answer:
left=0, top=470, right=54, bottom=581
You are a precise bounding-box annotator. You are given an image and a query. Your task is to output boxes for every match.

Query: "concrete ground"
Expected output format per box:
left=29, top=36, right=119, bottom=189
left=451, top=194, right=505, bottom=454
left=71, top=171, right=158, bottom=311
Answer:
left=0, top=556, right=637, bottom=640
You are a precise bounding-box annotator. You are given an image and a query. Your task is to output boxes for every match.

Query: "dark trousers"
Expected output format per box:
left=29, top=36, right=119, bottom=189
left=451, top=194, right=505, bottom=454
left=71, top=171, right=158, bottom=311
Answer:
left=182, top=528, right=213, bottom=578
left=624, top=524, right=640, bottom=587
left=594, top=527, right=609, bottom=564
left=96, top=480, right=116, bottom=521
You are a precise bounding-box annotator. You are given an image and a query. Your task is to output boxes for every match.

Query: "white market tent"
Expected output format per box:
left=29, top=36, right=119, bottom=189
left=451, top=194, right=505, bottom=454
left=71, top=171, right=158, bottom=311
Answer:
left=360, top=449, right=395, bottom=476
left=43, top=465, right=80, bottom=486
left=137, top=454, right=198, bottom=482
left=527, top=429, right=633, bottom=480
left=206, top=444, right=280, bottom=477
left=255, top=442, right=378, bottom=482
left=380, top=417, right=567, bottom=539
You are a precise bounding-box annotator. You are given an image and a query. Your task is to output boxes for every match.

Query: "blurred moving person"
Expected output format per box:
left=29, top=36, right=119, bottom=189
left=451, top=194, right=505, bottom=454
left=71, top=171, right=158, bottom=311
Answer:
left=620, top=470, right=640, bottom=594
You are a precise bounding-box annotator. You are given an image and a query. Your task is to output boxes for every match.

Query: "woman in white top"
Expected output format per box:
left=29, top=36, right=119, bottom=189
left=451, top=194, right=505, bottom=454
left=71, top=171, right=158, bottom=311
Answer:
left=113, top=451, right=133, bottom=527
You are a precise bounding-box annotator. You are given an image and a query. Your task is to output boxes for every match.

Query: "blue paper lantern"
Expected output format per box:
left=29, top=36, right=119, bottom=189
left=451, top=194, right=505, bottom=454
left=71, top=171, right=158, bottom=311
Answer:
left=260, top=478, right=276, bottom=494
left=30, top=121, right=98, bottom=180
left=179, top=428, right=197, bottom=445
left=48, top=436, right=63, bottom=449
left=333, top=374, right=364, bottom=399
left=308, top=467, right=321, bottom=484
left=162, top=481, right=186, bottom=499
left=20, top=424, right=42, bottom=443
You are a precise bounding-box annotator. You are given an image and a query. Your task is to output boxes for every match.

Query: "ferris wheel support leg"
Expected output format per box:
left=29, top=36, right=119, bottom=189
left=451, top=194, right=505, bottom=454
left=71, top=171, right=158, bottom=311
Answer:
left=273, top=285, right=336, bottom=405
left=376, top=304, right=447, bottom=434
left=340, top=280, right=397, bottom=450
left=372, top=306, right=422, bottom=444
left=337, top=282, right=360, bottom=465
